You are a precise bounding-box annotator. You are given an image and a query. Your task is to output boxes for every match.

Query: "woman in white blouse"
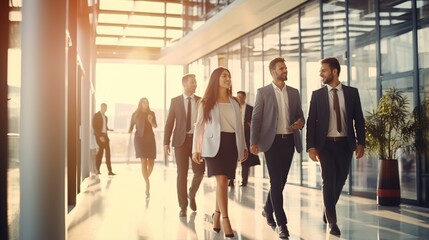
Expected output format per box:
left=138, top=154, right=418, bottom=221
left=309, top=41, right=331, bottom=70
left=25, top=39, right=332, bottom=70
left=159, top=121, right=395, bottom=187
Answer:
left=192, top=67, right=248, bottom=238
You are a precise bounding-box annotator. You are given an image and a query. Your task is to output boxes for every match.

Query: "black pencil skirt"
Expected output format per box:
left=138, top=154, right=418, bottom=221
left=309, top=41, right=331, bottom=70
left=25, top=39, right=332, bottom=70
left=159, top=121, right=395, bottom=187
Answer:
left=204, top=132, right=238, bottom=179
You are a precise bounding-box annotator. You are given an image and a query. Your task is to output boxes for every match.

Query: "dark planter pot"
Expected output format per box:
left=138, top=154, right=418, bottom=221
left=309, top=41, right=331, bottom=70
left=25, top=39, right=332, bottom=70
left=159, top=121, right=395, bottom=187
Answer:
left=377, top=159, right=401, bottom=206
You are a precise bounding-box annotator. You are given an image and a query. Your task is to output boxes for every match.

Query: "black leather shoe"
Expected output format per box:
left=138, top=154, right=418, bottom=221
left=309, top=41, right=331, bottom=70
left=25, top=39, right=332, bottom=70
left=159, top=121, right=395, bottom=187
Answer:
left=179, top=209, right=187, bottom=217
left=189, top=198, right=197, bottom=212
left=261, top=209, right=276, bottom=227
left=329, top=223, right=341, bottom=236
left=278, top=225, right=290, bottom=239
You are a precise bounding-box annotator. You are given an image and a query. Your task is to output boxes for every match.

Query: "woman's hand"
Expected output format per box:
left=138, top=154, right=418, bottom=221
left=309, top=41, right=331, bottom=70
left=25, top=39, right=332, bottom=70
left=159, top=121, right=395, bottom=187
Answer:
left=192, top=152, right=203, bottom=164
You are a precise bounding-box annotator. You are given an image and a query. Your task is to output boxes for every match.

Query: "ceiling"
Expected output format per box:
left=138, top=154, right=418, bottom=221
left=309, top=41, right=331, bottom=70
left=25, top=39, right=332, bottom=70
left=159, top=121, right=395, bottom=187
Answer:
left=96, top=0, right=308, bottom=64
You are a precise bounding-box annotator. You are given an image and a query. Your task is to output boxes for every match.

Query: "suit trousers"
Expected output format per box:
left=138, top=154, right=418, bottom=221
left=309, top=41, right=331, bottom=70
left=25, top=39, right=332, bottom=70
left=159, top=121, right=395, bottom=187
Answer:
left=318, top=139, right=353, bottom=224
left=175, top=134, right=205, bottom=210
left=95, top=133, right=112, bottom=173
left=264, top=135, right=295, bottom=226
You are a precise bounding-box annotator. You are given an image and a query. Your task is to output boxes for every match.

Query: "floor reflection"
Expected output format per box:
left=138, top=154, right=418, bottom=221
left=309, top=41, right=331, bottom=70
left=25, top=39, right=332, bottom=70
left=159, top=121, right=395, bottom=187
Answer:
left=68, top=163, right=429, bottom=240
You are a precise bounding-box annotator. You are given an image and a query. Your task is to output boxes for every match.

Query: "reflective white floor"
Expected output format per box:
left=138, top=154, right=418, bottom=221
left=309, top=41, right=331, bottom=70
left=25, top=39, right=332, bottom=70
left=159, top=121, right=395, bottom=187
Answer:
left=67, top=163, right=429, bottom=240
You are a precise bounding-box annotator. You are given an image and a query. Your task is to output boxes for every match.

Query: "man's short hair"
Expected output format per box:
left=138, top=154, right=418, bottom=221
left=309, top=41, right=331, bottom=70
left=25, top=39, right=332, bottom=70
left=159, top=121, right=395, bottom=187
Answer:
left=182, top=73, right=195, bottom=84
left=237, top=91, right=246, bottom=96
left=269, top=57, right=286, bottom=71
left=321, top=57, right=341, bottom=76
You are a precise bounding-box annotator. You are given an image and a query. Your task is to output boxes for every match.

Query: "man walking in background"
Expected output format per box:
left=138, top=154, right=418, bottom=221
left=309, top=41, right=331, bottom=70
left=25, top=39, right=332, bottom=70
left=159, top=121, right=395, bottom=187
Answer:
left=93, top=103, right=116, bottom=176
left=236, top=91, right=260, bottom=187
left=164, top=73, right=205, bottom=217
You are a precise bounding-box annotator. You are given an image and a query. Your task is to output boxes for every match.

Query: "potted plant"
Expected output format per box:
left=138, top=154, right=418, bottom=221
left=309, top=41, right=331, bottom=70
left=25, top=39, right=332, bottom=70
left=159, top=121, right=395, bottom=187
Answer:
left=365, top=88, right=414, bottom=206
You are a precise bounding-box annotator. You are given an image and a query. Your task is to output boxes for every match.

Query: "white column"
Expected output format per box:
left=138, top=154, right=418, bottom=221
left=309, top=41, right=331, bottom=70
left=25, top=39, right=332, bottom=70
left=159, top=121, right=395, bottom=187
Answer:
left=20, top=1, right=67, bottom=239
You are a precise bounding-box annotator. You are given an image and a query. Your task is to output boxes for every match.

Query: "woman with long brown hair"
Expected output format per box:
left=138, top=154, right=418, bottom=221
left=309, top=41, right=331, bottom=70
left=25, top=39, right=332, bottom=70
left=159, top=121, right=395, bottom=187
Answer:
left=192, top=67, right=248, bottom=238
left=129, top=97, right=157, bottom=199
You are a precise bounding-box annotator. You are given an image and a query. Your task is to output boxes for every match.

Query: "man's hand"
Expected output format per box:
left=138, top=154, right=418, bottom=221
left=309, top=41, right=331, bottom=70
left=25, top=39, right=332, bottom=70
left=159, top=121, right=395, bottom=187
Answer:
left=287, top=118, right=305, bottom=131
left=250, top=144, right=259, bottom=155
left=100, top=136, right=106, bottom=143
left=355, top=145, right=365, bottom=159
left=308, top=148, right=320, bottom=162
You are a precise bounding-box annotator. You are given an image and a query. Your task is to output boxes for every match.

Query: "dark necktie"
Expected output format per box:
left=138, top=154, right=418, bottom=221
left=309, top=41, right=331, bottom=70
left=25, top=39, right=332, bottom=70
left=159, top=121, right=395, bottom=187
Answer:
left=186, top=97, right=192, bottom=132
left=332, top=88, right=342, bottom=133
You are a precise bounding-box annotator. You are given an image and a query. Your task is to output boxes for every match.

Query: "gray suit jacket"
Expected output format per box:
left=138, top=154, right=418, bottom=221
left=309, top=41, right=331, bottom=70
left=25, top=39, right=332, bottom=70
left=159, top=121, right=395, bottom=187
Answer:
left=164, top=95, right=201, bottom=148
left=250, top=84, right=304, bottom=153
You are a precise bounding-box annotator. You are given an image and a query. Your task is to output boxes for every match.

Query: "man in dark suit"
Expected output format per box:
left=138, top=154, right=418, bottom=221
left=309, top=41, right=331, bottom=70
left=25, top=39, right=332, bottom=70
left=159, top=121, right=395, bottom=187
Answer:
left=164, top=73, right=205, bottom=217
left=306, top=57, right=365, bottom=236
left=93, top=103, right=115, bottom=175
left=236, top=91, right=260, bottom=187
left=250, top=57, right=305, bottom=239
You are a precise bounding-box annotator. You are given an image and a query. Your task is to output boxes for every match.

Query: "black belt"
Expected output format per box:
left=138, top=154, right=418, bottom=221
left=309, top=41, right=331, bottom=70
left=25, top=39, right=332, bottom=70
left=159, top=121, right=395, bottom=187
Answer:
left=326, top=136, right=347, bottom=142
left=276, top=134, right=292, bottom=139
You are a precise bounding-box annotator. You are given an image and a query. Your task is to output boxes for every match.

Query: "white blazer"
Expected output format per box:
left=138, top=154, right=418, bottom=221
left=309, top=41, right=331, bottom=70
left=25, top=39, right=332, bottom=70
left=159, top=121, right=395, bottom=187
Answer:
left=192, top=97, right=246, bottom=161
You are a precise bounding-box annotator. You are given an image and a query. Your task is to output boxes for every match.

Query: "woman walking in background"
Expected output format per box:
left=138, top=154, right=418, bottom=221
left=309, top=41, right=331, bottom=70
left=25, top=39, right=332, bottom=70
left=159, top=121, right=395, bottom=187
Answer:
left=192, top=67, right=248, bottom=238
left=129, top=97, right=157, bottom=199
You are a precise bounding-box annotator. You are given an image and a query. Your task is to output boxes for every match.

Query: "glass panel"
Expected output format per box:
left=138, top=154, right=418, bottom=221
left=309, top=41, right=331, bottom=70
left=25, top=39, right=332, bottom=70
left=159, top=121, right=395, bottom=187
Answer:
left=380, top=0, right=413, bottom=75
left=300, top=2, right=321, bottom=188
left=348, top=0, right=378, bottom=195
left=8, top=45, right=21, bottom=240
left=248, top=31, right=263, bottom=97
left=418, top=26, right=429, bottom=69
left=8, top=3, right=21, bottom=238
left=418, top=23, right=429, bottom=202
left=248, top=30, right=265, bottom=178
left=417, top=0, right=429, bottom=20
left=322, top=0, right=347, bottom=58
left=381, top=77, right=417, bottom=200
left=228, top=41, right=242, bottom=92
left=263, top=22, right=280, bottom=85
left=280, top=11, right=301, bottom=185
left=380, top=31, right=413, bottom=75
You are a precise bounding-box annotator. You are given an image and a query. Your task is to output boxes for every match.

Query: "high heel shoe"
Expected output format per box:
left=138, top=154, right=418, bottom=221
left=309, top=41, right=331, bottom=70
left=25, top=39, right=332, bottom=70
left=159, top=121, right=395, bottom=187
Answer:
left=212, top=211, right=221, bottom=233
left=222, top=217, right=234, bottom=238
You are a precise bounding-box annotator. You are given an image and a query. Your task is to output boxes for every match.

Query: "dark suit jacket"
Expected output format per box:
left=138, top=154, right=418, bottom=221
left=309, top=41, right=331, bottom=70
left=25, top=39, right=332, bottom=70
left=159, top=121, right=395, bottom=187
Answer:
left=242, top=104, right=260, bottom=167
left=306, top=85, right=365, bottom=152
left=93, top=111, right=109, bottom=138
left=164, top=95, right=201, bottom=148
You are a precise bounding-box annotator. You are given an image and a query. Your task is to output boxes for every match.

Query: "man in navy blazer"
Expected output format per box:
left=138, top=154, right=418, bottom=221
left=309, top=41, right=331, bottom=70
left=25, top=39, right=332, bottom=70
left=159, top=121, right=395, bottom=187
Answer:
left=237, top=91, right=260, bottom=187
left=306, top=57, right=365, bottom=236
left=164, top=73, right=205, bottom=217
left=250, top=57, right=305, bottom=239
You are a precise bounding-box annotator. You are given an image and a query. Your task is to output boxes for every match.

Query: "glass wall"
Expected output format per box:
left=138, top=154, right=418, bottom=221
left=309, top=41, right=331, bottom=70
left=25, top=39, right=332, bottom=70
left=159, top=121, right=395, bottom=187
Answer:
left=280, top=11, right=301, bottom=185
left=299, top=2, right=321, bottom=188
left=418, top=4, right=429, bottom=204
left=228, top=41, right=242, bottom=92
left=379, top=0, right=417, bottom=200
left=348, top=0, right=378, bottom=195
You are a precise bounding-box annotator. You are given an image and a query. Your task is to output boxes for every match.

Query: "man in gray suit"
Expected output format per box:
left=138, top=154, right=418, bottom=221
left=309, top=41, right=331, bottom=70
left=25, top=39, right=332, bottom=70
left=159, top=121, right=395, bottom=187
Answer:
left=250, top=57, right=305, bottom=239
left=164, top=73, right=205, bottom=217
